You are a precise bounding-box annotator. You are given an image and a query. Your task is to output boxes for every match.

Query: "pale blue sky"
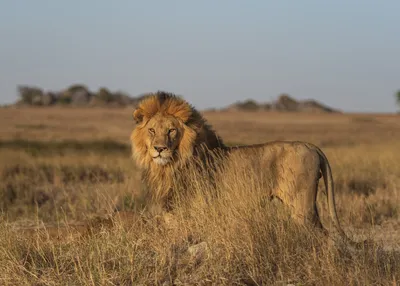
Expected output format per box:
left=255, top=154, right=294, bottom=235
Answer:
left=1, top=1, right=399, bottom=112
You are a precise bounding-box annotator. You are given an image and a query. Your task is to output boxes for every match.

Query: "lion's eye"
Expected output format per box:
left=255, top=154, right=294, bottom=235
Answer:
left=168, top=128, right=176, bottom=135
left=148, top=128, right=155, bottom=134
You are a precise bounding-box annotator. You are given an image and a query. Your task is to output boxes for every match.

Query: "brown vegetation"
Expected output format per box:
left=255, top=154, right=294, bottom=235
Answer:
left=228, top=93, right=340, bottom=113
left=13, top=85, right=340, bottom=114
left=15, top=84, right=144, bottom=107
left=0, top=106, right=400, bottom=285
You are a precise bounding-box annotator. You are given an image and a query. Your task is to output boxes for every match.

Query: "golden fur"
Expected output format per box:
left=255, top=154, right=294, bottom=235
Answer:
left=130, top=91, right=224, bottom=208
left=130, top=91, right=354, bottom=243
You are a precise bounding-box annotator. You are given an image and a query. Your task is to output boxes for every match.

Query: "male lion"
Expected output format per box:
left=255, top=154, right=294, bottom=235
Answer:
left=130, top=91, right=354, bottom=244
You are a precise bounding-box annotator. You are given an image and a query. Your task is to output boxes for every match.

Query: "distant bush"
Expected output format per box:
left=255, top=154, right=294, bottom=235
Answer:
left=17, top=86, right=44, bottom=105
left=229, top=94, right=340, bottom=113
left=58, top=93, right=73, bottom=105
left=235, top=99, right=260, bottom=111
left=15, top=84, right=141, bottom=107
left=66, top=84, right=88, bottom=94
left=96, top=87, right=114, bottom=103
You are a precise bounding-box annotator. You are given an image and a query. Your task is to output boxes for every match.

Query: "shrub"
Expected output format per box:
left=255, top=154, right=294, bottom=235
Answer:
left=96, top=87, right=114, bottom=103
left=17, top=85, right=44, bottom=104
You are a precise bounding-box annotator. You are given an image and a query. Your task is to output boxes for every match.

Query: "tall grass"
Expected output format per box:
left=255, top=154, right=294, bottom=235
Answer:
left=1, top=108, right=400, bottom=284
left=1, top=155, right=400, bottom=285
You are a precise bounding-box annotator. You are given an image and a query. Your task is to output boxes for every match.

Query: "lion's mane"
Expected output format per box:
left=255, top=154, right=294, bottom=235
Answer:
left=130, top=91, right=224, bottom=206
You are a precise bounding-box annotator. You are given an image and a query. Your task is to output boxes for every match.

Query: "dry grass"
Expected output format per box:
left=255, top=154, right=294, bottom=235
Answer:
left=1, top=107, right=400, bottom=285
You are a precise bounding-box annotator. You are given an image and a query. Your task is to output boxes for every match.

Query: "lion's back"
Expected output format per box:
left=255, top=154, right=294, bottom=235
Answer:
left=224, top=141, right=321, bottom=200
left=228, top=141, right=320, bottom=169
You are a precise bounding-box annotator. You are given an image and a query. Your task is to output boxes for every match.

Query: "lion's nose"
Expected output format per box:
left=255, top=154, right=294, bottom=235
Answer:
left=154, top=146, right=167, bottom=153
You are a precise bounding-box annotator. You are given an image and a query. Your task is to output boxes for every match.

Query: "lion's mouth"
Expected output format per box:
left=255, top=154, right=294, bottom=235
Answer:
left=152, top=156, right=171, bottom=166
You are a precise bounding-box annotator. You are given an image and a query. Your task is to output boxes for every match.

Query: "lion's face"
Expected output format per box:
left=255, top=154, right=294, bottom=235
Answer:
left=145, top=114, right=182, bottom=166
left=131, top=94, right=199, bottom=169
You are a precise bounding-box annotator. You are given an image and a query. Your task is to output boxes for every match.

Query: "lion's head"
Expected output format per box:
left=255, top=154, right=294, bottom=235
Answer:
left=130, top=91, right=224, bottom=171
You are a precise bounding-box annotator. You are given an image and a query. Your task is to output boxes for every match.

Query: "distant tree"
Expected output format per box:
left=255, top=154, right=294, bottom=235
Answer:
left=58, top=93, right=72, bottom=105
left=17, top=85, right=44, bottom=105
left=237, top=99, right=260, bottom=111
left=396, top=90, right=400, bottom=109
left=66, top=84, right=88, bottom=93
left=114, top=91, right=133, bottom=106
left=96, top=87, right=114, bottom=103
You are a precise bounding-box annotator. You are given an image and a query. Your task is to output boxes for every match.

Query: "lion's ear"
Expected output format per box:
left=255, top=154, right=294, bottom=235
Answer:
left=133, top=108, right=145, bottom=124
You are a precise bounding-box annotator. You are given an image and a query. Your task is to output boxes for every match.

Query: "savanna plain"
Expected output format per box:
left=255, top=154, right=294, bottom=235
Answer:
left=0, top=106, right=400, bottom=285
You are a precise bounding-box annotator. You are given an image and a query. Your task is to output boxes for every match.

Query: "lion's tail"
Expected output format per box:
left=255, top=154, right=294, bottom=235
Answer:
left=316, top=146, right=373, bottom=250
left=316, top=147, right=350, bottom=241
